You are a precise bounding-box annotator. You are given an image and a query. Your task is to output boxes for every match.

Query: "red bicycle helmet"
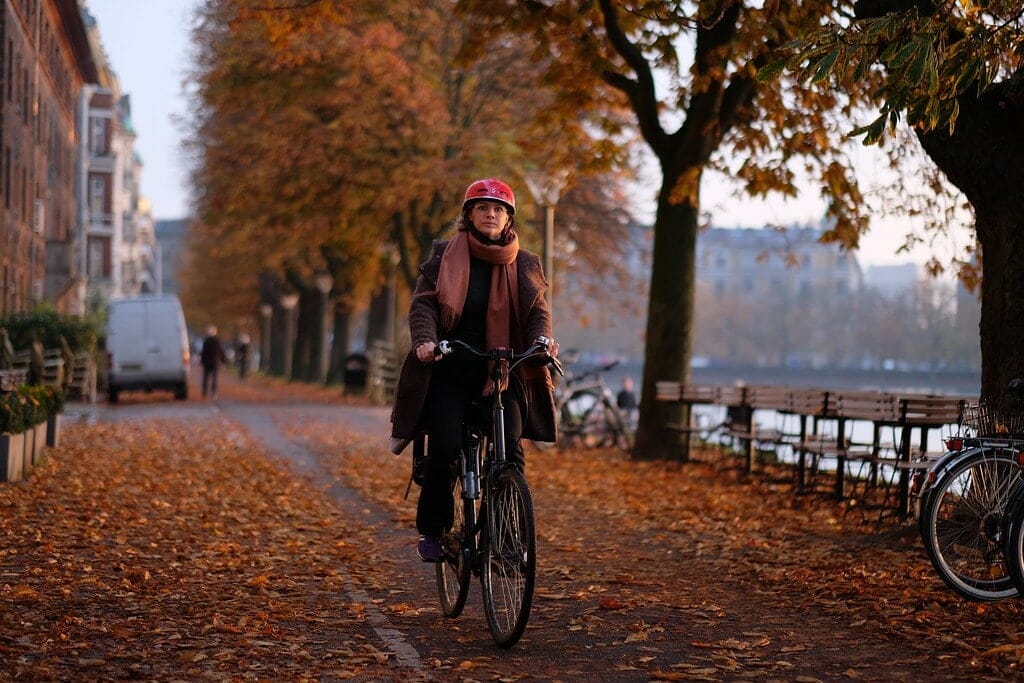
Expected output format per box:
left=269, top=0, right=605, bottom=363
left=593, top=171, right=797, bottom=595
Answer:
left=463, top=178, right=515, bottom=215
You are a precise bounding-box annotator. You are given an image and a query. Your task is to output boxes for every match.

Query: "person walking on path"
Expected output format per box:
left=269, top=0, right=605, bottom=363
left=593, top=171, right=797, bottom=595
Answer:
left=236, top=334, right=251, bottom=380
left=617, top=375, right=638, bottom=427
left=390, top=178, right=560, bottom=562
left=200, top=325, right=227, bottom=399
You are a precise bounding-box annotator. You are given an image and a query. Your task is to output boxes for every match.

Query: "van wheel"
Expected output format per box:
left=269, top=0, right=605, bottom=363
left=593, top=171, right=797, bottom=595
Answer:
left=174, top=384, right=188, bottom=401
left=108, top=388, right=119, bottom=404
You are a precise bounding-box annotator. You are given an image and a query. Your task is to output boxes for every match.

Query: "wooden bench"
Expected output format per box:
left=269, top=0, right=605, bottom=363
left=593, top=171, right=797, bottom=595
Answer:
left=773, top=388, right=831, bottom=493
left=655, top=382, right=724, bottom=458
left=653, top=380, right=972, bottom=522
left=794, top=390, right=901, bottom=499
left=41, top=348, right=64, bottom=388
left=367, top=340, right=398, bottom=406
left=883, top=395, right=966, bottom=518
left=716, top=386, right=794, bottom=471
left=60, top=336, right=97, bottom=403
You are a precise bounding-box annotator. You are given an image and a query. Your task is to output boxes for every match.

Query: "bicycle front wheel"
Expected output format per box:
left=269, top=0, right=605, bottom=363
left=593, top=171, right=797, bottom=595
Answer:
left=481, top=468, right=536, bottom=648
left=919, top=447, right=1021, bottom=601
left=437, top=477, right=473, bottom=617
left=1002, top=481, right=1024, bottom=594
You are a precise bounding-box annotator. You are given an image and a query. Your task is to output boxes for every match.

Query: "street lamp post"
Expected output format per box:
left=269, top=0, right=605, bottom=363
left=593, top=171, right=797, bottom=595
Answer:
left=522, top=169, right=569, bottom=305
left=258, top=304, right=273, bottom=373
left=314, top=272, right=333, bottom=385
left=279, top=293, right=300, bottom=381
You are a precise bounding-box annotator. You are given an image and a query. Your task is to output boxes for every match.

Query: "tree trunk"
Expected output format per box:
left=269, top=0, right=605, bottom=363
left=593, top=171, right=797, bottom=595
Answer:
left=632, top=174, right=699, bottom=460
left=327, top=304, right=353, bottom=385
left=365, top=283, right=393, bottom=349
left=293, top=291, right=316, bottom=382
left=914, top=77, right=1024, bottom=402
left=268, top=303, right=286, bottom=377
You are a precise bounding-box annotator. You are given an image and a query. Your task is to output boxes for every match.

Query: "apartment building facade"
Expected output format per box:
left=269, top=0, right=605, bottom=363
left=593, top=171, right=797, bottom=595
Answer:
left=0, top=1, right=156, bottom=317
left=1, top=0, right=96, bottom=315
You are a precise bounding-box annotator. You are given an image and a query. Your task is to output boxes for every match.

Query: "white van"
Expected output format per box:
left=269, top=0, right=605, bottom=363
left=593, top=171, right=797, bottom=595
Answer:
left=106, top=295, right=191, bottom=403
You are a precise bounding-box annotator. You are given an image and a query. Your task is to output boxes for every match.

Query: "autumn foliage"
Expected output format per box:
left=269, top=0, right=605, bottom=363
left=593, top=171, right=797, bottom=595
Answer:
left=182, top=0, right=634, bottom=343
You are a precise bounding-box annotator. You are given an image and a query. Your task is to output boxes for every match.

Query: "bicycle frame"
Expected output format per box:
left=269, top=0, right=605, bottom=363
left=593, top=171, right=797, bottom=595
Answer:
left=434, top=337, right=561, bottom=646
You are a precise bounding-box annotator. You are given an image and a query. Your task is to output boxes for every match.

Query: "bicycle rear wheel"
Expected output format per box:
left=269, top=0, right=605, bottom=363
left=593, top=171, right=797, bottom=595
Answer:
left=437, top=477, right=473, bottom=617
left=919, top=447, right=1021, bottom=600
left=481, top=468, right=536, bottom=648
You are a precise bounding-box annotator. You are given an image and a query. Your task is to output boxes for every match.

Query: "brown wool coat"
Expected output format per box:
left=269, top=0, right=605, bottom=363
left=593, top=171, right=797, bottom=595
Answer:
left=390, top=239, right=557, bottom=442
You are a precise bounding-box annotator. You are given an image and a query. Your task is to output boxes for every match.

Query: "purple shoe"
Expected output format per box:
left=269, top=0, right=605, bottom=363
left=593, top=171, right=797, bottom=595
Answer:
left=417, top=536, right=443, bottom=563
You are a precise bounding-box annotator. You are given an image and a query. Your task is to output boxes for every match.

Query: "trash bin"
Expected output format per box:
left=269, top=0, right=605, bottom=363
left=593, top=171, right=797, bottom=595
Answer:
left=342, top=353, right=369, bottom=395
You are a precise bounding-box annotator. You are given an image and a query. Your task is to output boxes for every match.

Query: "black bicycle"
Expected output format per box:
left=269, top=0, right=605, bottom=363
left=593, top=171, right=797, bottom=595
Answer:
left=537, top=354, right=631, bottom=451
left=433, top=336, right=562, bottom=648
left=917, top=386, right=1024, bottom=600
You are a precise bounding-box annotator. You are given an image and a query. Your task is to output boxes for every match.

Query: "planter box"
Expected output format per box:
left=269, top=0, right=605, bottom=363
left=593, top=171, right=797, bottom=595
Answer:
left=33, top=422, right=46, bottom=465
left=1, top=432, right=25, bottom=482
left=22, top=427, right=34, bottom=475
left=46, top=412, right=62, bottom=448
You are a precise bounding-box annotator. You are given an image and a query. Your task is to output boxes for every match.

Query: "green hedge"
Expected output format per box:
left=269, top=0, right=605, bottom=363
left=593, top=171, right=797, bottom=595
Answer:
left=1, top=309, right=100, bottom=352
left=0, top=385, right=63, bottom=434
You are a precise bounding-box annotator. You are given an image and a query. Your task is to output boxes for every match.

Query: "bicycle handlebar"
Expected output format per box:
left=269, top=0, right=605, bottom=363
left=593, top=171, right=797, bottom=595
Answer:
left=436, top=337, right=564, bottom=376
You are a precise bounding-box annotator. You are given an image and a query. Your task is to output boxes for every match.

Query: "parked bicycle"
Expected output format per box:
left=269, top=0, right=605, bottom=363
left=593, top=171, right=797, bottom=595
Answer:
left=432, top=337, right=562, bottom=648
left=916, top=387, right=1024, bottom=601
left=547, top=353, right=632, bottom=450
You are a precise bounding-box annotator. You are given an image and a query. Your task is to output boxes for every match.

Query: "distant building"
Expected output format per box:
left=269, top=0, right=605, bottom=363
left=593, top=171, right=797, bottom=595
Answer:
left=79, top=10, right=156, bottom=309
left=556, top=223, right=867, bottom=361
left=155, top=218, right=187, bottom=295
left=697, top=226, right=863, bottom=300
left=0, top=0, right=96, bottom=315
left=863, top=263, right=919, bottom=298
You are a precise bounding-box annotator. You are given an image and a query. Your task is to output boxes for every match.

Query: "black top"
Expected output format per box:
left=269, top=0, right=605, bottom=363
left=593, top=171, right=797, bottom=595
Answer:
left=451, top=257, right=491, bottom=351
left=200, top=336, right=225, bottom=368
left=442, top=257, right=492, bottom=389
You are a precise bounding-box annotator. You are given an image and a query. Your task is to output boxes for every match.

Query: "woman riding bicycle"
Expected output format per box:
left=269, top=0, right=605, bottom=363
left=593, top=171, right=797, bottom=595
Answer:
left=390, top=178, right=560, bottom=563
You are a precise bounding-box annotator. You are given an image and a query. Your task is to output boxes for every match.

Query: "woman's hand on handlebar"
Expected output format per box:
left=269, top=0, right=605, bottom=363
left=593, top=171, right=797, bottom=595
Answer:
left=416, top=342, right=437, bottom=363
left=535, top=336, right=564, bottom=376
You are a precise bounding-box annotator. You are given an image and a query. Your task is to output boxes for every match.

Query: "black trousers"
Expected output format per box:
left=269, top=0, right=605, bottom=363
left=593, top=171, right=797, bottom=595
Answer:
left=417, top=361, right=526, bottom=538
left=202, top=364, right=219, bottom=396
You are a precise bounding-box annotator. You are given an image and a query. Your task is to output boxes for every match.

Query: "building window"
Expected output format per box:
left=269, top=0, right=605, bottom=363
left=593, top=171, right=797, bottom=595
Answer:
left=89, top=117, right=107, bottom=155
left=89, top=175, right=106, bottom=219
left=87, top=238, right=108, bottom=279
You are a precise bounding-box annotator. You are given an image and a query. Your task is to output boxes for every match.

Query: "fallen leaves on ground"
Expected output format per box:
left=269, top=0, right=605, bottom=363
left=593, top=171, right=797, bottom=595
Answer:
left=0, top=417, right=398, bottom=681
left=4, top=371, right=1024, bottom=681
left=279, top=379, right=1024, bottom=681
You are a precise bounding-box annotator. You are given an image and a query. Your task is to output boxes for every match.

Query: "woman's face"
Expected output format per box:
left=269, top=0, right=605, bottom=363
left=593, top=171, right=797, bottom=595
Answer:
left=470, top=201, right=511, bottom=240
